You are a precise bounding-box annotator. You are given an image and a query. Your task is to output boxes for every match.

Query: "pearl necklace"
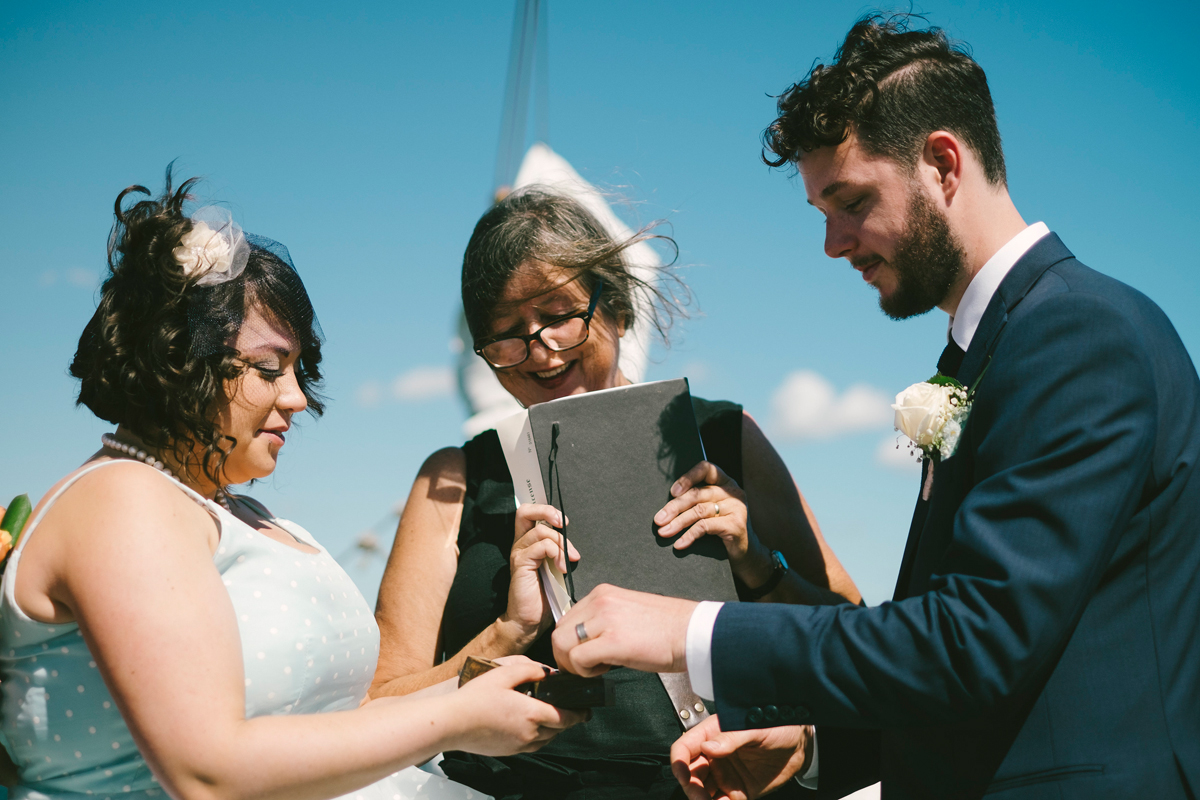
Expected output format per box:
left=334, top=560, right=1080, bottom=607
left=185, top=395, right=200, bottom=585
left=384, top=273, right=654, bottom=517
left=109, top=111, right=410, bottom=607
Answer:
left=100, top=433, right=231, bottom=510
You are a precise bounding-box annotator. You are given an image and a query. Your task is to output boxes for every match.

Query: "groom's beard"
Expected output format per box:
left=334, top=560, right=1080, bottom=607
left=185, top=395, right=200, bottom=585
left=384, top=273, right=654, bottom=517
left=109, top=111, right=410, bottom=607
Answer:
left=880, top=188, right=968, bottom=320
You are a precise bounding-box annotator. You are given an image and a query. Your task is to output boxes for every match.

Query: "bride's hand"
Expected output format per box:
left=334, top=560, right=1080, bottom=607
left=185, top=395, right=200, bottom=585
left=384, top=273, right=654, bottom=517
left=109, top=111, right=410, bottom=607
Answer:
left=499, top=504, right=579, bottom=649
left=447, top=660, right=588, bottom=756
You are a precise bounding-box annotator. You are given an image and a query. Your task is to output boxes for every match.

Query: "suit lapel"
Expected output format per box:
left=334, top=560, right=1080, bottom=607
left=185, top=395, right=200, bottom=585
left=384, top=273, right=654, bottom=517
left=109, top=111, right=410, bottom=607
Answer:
left=892, top=233, right=1076, bottom=600
left=894, top=459, right=931, bottom=600
left=958, top=233, right=1075, bottom=388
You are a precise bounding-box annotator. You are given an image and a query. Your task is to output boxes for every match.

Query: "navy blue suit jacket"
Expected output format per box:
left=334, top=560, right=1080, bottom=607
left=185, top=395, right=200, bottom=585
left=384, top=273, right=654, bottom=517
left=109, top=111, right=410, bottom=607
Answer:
left=711, top=235, right=1200, bottom=799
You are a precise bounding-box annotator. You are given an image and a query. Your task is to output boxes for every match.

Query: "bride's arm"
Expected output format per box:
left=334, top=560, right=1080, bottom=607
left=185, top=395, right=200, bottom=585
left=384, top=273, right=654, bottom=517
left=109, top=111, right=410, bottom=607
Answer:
left=38, top=462, right=578, bottom=800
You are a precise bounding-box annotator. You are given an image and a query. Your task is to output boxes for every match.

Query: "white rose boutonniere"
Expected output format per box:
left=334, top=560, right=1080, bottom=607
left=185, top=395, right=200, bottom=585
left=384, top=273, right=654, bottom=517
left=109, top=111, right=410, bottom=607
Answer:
left=893, top=378, right=969, bottom=461
left=893, top=366, right=988, bottom=500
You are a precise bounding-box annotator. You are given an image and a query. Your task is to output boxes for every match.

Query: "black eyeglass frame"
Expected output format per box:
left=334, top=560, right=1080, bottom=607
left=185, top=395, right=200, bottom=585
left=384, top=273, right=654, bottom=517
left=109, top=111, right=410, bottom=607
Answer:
left=473, top=278, right=604, bottom=369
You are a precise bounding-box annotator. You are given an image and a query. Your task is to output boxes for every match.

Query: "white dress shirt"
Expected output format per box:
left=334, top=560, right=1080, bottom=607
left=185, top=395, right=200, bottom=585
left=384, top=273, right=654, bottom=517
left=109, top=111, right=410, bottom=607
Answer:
left=949, top=222, right=1049, bottom=350
left=683, top=222, right=1051, bottom=789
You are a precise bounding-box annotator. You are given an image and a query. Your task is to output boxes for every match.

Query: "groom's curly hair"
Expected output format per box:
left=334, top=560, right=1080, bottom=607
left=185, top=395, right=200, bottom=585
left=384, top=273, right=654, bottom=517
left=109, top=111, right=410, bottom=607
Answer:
left=763, top=13, right=1007, bottom=186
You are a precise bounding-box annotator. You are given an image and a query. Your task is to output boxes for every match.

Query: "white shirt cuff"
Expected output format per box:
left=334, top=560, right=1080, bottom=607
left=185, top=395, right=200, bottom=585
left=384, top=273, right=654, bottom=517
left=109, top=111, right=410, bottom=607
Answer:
left=797, top=727, right=818, bottom=788
left=684, top=601, right=724, bottom=701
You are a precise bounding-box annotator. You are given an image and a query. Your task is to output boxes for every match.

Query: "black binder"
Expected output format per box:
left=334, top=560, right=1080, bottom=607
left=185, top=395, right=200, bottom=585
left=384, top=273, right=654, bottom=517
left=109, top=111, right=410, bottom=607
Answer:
left=504, top=378, right=738, bottom=604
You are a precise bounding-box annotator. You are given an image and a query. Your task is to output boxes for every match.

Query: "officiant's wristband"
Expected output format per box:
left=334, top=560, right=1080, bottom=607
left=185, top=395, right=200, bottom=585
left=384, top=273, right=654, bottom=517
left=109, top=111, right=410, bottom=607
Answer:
left=741, top=550, right=789, bottom=600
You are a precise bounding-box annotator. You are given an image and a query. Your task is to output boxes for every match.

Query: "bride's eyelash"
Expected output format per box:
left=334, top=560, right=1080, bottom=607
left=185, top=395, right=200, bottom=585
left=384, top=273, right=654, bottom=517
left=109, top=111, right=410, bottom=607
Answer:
left=251, top=363, right=285, bottom=382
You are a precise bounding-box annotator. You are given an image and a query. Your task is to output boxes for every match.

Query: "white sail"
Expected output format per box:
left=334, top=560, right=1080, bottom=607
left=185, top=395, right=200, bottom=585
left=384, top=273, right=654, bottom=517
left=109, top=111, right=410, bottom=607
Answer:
left=458, top=142, right=661, bottom=437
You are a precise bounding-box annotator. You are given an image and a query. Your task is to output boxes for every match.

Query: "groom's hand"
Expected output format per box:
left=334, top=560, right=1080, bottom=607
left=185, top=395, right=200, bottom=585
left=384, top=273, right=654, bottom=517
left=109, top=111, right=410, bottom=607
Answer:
left=670, top=714, right=812, bottom=800
left=552, top=584, right=696, bottom=676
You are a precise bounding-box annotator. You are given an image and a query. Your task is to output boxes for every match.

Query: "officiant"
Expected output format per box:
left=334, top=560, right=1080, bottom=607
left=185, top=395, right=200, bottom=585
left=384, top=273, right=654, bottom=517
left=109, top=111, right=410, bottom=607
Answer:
left=368, top=188, right=861, bottom=799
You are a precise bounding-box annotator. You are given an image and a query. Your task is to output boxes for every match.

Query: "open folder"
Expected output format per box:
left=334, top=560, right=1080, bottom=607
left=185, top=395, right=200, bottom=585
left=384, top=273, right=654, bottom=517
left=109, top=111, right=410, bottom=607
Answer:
left=495, top=378, right=738, bottom=621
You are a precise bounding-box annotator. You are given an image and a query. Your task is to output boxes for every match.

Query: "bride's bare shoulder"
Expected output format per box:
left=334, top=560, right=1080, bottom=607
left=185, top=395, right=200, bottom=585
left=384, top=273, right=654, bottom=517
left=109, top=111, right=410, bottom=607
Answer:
left=17, top=459, right=217, bottom=623
left=36, top=459, right=214, bottom=543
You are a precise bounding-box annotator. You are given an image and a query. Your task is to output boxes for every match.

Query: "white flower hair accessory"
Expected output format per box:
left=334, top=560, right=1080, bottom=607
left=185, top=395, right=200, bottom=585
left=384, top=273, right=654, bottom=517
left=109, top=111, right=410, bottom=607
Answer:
left=892, top=362, right=990, bottom=500
left=172, top=207, right=250, bottom=285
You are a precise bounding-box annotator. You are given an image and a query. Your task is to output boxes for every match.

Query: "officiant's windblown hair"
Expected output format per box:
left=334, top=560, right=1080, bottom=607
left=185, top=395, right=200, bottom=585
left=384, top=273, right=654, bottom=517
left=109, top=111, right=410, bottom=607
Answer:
left=461, top=187, right=687, bottom=345
left=70, top=166, right=325, bottom=484
left=763, top=13, right=1007, bottom=186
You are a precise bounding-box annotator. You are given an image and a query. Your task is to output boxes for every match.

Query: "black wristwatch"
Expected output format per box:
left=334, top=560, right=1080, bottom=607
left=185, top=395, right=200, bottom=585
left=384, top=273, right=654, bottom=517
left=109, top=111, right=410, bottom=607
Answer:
left=744, top=550, right=789, bottom=599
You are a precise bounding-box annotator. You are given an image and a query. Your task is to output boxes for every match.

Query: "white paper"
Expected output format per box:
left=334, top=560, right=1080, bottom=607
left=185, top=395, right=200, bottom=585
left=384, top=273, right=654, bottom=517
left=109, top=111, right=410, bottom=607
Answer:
left=495, top=409, right=574, bottom=621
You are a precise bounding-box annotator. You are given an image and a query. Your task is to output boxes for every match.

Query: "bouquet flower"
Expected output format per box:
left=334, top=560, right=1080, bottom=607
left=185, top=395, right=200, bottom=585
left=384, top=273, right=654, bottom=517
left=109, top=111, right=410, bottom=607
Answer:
left=0, top=494, right=31, bottom=567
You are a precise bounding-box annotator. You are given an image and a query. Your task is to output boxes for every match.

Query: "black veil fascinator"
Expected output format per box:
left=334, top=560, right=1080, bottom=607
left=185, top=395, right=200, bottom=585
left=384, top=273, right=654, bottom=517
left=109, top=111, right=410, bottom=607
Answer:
left=183, top=211, right=324, bottom=362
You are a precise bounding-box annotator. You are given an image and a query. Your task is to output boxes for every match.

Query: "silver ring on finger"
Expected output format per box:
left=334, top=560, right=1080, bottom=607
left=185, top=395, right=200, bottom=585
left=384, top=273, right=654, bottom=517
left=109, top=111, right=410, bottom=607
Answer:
left=576, top=622, right=589, bottom=643
left=712, top=503, right=721, bottom=518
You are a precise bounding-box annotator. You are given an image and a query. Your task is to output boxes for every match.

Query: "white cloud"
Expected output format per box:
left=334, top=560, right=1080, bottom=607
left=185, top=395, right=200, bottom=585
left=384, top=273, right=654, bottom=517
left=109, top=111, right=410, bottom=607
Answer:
left=66, top=268, right=95, bottom=288
left=390, top=366, right=455, bottom=402
left=771, top=369, right=893, bottom=441
left=356, top=366, right=457, bottom=408
left=38, top=269, right=96, bottom=289
left=356, top=381, right=384, bottom=408
left=875, top=434, right=922, bottom=473
left=679, top=359, right=712, bottom=382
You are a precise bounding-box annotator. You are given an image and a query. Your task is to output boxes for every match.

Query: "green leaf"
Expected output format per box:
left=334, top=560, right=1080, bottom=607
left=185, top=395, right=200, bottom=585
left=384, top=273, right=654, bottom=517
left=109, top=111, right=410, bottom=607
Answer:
left=926, top=374, right=965, bottom=389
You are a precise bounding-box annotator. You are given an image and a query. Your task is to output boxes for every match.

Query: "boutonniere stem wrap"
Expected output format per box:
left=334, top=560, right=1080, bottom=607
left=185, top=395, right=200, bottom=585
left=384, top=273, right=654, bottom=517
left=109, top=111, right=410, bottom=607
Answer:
left=893, top=364, right=988, bottom=500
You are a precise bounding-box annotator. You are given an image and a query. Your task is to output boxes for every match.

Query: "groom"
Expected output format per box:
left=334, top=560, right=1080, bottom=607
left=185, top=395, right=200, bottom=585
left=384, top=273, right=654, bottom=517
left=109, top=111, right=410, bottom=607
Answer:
left=551, top=14, right=1200, bottom=800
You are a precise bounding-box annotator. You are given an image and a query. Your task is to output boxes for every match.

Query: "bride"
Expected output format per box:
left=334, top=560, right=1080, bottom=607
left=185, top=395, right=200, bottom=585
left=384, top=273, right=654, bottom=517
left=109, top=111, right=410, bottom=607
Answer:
left=0, top=170, right=583, bottom=800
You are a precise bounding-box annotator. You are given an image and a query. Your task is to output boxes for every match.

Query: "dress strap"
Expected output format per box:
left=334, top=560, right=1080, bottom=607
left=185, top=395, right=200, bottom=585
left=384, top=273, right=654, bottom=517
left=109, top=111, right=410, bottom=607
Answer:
left=2, top=460, right=220, bottom=621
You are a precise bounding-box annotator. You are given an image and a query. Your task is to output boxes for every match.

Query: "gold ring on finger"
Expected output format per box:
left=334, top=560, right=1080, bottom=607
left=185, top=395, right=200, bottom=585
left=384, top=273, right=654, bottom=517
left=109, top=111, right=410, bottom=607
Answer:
left=712, top=503, right=720, bottom=518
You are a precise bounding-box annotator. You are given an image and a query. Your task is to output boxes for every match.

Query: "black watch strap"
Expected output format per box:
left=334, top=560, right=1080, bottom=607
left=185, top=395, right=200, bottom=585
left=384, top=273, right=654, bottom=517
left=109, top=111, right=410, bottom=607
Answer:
left=744, top=550, right=789, bottom=600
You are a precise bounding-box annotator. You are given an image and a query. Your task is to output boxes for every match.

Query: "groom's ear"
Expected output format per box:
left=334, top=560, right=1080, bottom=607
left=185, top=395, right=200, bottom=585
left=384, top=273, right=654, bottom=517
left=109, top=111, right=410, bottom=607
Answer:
left=921, top=130, right=965, bottom=206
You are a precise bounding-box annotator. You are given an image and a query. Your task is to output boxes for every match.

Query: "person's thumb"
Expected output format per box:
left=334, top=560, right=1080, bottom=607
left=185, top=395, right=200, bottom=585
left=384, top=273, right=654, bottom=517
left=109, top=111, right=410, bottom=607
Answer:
left=699, top=732, right=746, bottom=759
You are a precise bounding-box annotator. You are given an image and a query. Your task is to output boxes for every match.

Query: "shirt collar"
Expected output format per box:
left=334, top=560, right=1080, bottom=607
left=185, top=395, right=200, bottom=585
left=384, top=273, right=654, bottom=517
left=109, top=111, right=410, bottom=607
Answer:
left=949, top=222, right=1050, bottom=350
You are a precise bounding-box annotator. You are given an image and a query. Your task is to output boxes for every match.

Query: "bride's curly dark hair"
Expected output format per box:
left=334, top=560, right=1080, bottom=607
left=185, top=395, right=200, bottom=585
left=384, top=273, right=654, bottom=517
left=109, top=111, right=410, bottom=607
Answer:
left=70, top=165, right=325, bottom=486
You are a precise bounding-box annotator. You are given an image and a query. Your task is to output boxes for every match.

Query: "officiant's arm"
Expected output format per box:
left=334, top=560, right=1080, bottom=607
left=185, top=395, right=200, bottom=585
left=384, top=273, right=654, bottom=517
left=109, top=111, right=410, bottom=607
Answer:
left=741, top=412, right=861, bottom=605
left=371, top=448, right=572, bottom=699
left=654, top=413, right=860, bottom=606
left=371, top=447, right=477, bottom=698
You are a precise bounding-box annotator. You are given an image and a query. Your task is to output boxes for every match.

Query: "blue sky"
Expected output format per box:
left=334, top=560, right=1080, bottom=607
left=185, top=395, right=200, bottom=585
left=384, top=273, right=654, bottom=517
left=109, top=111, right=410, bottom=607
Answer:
left=2, top=0, right=1197, bottom=604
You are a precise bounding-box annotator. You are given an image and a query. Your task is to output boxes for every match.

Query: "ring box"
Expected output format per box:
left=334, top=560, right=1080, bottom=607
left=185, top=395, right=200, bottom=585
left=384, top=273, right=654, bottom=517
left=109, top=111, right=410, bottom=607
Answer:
left=458, top=655, right=615, bottom=709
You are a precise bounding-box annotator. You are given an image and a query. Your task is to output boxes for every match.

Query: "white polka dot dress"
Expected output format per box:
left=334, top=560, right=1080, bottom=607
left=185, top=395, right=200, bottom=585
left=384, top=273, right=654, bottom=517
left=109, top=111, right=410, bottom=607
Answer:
left=0, top=461, right=487, bottom=800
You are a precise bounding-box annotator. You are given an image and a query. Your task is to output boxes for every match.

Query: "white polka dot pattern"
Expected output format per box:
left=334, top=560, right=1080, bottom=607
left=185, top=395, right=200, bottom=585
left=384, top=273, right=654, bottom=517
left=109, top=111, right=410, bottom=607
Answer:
left=0, top=464, right=486, bottom=800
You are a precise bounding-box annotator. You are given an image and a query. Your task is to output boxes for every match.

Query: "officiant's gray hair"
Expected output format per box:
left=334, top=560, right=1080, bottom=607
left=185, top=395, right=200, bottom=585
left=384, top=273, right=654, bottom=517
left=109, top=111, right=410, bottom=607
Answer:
left=461, top=188, right=687, bottom=344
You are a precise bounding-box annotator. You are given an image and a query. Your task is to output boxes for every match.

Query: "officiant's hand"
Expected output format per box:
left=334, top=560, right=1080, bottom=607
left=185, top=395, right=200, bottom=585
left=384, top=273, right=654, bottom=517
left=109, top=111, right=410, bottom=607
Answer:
left=655, top=461, right=772, bottom=583
left=552, top=584, right=695, bottom=675
left=670, top=714, right=811, bottom=800
left=500, top=504, right=580, bottom=649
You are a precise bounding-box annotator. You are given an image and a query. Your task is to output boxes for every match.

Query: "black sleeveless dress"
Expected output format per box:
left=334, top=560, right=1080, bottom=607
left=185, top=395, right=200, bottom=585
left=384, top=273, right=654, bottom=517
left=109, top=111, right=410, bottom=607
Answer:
left=438, top=397, right=780, bottom=800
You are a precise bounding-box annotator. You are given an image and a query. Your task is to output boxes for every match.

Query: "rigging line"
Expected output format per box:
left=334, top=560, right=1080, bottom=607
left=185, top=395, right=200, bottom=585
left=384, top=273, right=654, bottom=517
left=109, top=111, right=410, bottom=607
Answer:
left=508, top=0, right=540, bottom=184
left=494, top=2, right=526, bottom=190
left=534, top=0, right=550, bottom=145
left=494, top=0, right=541, bottom=192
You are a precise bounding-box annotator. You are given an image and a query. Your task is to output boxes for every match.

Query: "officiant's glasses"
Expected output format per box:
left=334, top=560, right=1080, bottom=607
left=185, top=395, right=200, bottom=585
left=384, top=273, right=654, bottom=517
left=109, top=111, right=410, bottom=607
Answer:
left=475, top=279, right=604, bottom=369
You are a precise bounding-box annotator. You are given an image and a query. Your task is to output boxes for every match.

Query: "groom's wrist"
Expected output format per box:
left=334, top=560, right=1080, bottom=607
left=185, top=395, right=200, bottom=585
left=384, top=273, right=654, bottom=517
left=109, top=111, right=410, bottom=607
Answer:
left=685, top=601, right=724, bottom=701
left=794, top=725, right=818, bottom=789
